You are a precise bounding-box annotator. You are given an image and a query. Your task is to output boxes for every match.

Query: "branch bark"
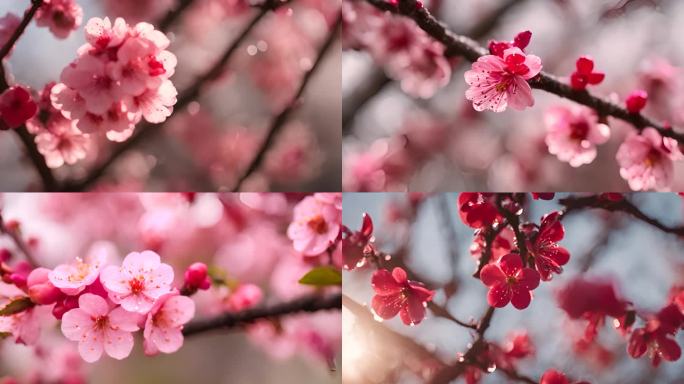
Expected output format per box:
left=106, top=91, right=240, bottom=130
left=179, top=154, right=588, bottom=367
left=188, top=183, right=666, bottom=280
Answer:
left=362, top=0, right=684, bottom=143
left=183, top=293, right=341, bottom=336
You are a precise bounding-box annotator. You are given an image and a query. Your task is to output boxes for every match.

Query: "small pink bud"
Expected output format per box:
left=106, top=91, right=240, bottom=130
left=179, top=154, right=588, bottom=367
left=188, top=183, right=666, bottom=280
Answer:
left=52, top=295, right=79, bottom=320
left=0, top=248, right=11, bottom=263
left=226, top=284, right=263, bottom=311
left=625, top=90, right=648, bottom=114
left=184, top=262, right=211, bottom=292
left=27, top=267, right=64, bottom=305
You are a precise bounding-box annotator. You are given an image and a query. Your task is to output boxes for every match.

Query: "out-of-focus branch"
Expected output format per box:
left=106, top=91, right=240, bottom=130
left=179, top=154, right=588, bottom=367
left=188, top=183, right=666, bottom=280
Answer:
left=230, top=11, right=341, bottom=191
left=158, top=0, right=195, bottom=31
left=577, top=216, right=624, bottom=271
left=183, top=293, right=341, bottom=336
left=559, top=194, right=684, bottom=236
left=427, top=301, right=477, bottom=329
left=342, top=0, right=526, bottom=136
left=60, top=0, right=292, bottom=191
left=362, top=0, right=684, bottom=143
left=0, top=215, right=38, bottom=267
left=0, top=0, right=43, bottom=61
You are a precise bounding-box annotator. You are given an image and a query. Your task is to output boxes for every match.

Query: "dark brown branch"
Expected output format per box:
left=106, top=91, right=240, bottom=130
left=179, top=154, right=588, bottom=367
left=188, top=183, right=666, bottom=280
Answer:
left=342, top=0, right=526, bottom=136
left=363, top=0, right=684, bottom=143
left=559, top=194, right=684, bottom=236
left=230, top=11, right=342, bottom=191
left=60, top=0, right=291, bottom=191
left=183, top=293, right=341, bottom=336
left=496, top=197, right=529, bottom=265
left=13, top=126, right=58, bottom=191
left=158, top=0, right=195, bottom=31
left=427, top=301, right=477, bottom=329
left=0, top=214, right=38, bottom=266
left=0, top=0, right=43, bottom=61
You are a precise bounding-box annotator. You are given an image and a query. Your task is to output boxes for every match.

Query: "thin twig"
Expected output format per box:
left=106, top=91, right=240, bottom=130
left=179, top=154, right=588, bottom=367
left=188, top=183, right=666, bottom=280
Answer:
left=61, top=0, right=292, bottom=191
left=0, top=215, right=38, bottom=267
left=362, top=0, right=684, bottom=143
left=427, top=301, right=477, bottom=329
left=230, top=10, right=342, bottom=191
left=183, top=293, right=341, bottom=336
left=0, top=0, right=43, bottom=61
left=158, top=0, right=195, bottom=31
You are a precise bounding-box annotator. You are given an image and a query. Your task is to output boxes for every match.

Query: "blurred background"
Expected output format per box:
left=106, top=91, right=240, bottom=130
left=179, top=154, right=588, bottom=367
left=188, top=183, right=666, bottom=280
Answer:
left=342, top=0, right=684, bottom=191
left=0, top=193, right=341, bottom=384
left=342, top=192, right=684, bottom=383
left=0, top=0, right=341, bottom=191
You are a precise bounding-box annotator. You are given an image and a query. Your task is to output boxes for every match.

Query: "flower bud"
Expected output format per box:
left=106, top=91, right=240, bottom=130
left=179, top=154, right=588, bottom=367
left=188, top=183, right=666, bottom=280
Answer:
left=27, top=267, right=64, bottom=305
left=625, top=90, right=648, bottom=114
left=183, top=262, right=211, bottom=293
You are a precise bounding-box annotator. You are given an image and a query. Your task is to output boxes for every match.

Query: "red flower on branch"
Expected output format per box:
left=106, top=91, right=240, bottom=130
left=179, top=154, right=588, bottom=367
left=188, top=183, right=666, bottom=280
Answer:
left=458, top=193, right=502, bottom=229
left=627, top=304, right=683, bottom=366
left=0, top=86, right=38, bottom=129
left=370, top=267, right=434, bottom=325
left=342, top=213, right=374, bottom=270
left=480, top=253, right=540, bottom=310
left=525, top=211, right=570, bottom=281
left=570, top=56, right=605, bottom=90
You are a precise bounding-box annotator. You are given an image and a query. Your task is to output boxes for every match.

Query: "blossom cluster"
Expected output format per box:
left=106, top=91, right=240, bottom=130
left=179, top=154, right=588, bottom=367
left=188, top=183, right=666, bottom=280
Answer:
left=51, top=16, right=177, bottom=142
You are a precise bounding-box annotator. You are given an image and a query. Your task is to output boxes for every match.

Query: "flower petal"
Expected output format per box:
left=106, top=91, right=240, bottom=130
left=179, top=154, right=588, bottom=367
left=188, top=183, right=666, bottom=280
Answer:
left=499, top=253, right=523, bottom=276
left=511, top=286, right=532, bottom=309
left=487, top=283, right=511, bottom=307
left=371, top=293, right=404, bottom=320
left=371, top=269, right=403, bottom=295
left=480, top=263, right=505, bottom=286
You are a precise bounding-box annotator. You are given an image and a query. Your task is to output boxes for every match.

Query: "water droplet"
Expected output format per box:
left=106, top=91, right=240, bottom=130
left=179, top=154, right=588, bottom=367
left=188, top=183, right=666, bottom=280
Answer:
left=613, top=318, right=621, bottom=328
left=256, top=40, right=268, bottom=52
left=370, top=309, right=384, bottom=323
left=355, top=259, right=366, bottom=268
left=187, top=101, right=200, bottom=115
left=384, top=254, right=392, bottom=261
left=246, top=45, right=258, bottom=56
left=487, top=363, right=497, bottom=373
left=422, top=302, right=428, bottom=308
left=456, top=352, right=465, bottom=362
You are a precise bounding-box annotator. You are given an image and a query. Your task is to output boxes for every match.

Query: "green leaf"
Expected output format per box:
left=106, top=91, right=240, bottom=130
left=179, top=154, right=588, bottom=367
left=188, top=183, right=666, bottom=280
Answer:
left=0, top=297, right=33, bottom=316
left=299, top=267, right=342, bottom=287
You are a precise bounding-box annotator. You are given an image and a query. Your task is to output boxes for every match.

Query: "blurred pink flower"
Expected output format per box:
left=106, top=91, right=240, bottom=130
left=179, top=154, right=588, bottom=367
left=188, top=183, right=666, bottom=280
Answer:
left=287, top=195, right=341, bottom=256
left=616, top=127, right=679, bottom=191
left=35, top=0, right=83, bottom=39
left=100, top=250, right=174, bottom=313
left=61, top=293, right=140, bottom=362
left=0, top=13, right=21, bottom=56
left=143, top=292, right=195, bottom=355
left=30, top=113, right=90, bottom=168
left=544, top=105, right=610, bottom=167
left=464, top=47, right=542, bottom=112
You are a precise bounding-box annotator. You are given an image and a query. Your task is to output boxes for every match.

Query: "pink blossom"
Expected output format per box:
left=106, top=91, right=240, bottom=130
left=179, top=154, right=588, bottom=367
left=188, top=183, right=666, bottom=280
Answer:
left=287, top=196, right=341, bottom=256
left=84, top=17, right=128, bottom=52
left=226, top=284, right=263, bottom=311
left=35, top=0, right=83, bottom=39
left=616, top=127, right=679, bottom=191
left=29, top=113, right=90, bottom=168
left=100, top=250, right=174, bottom=313
left=143, top=292, right=195, bottom=356
left=0, top=306, right=43, bottom=346
left=464, top=47, right=542, bottom=112
left=0, top=13, right=21, bottom=56
left=544, top=105, right=610, bottom=167
left=480, top=253, right=540, bottom=309
left=61, top=293, right=140, bottom=362
left=49, top=243, right=110, bottom=295
left=389, top=41, right=451, bottom=99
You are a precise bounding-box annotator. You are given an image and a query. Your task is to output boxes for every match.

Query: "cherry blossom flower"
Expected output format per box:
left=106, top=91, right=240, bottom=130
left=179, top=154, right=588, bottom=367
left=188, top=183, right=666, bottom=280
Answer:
left=342, top=213, right=374, bottom=270
left=627, top=304, right=683, bottom=367
left=391, top=41, right=451, bottom=99
left=0, top=306, right=44, bottom=346
left=182, top=262, right=211, bottom=294
left=370, top=267, right=434, bottom=325
left=30, top=113, right=90, bottom=168
left=61, top=293, right=140, bottom=362
left=464, top=47, right=542, bottom=112
left=287, top=195, right=341, bottom=256
left=0, top=86, right=38, bottom=129
left=616, top=127, right=680, bottom=191
left=51, top=17, right=177, bottom=141
left=143, top=292, right=195, bottom=356
left=524, top=211, right=570, bottom=281
left=470, top=226, right=515, bottom=263
left=49, top=243, right=110, bottom=295
left=100, top=250, right=174, bottom=313
left=480, top=253, right=540, bottom=309
left=625, top=90, right=648, bottom=113
left=570, top=56, right=605, bottom=90
left=225, top=284, right=263, bottom=312
left=488, top=30, right=531, bottom=57
left=35, top=0, right=83, bottom=39
left=539, top=369, right=586, bottom=384
left=544, top=105, right=610, bottom=167
left=457, top=193, right=502, bottom=229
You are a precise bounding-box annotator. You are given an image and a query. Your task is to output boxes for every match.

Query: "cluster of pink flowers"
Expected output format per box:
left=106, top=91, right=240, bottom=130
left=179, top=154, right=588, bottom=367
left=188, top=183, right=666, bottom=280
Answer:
left=51, top=17, right=177, bottom=142
left=342, top=1, right=451, bottom=98
left=2, top=246, right=199, bottom=362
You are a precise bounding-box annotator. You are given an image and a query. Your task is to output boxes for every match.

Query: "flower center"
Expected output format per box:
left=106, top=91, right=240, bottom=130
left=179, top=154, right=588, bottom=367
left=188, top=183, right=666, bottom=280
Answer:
left=129, top=277, right=145, bottom=294
left=93, top=315, right=109, bottom=330
left=307, top=215, right=329, bottom=234
left=504, top=53, right=530, bottom=76
left=147, top=56, right=166, bottom=77
left=569, top=121, right=589, bottom=140
left=644, top=150, right=660, bottom=168
left=68, top=257, right=90, bottom=282
left=506, top=276, right=518, bottom=285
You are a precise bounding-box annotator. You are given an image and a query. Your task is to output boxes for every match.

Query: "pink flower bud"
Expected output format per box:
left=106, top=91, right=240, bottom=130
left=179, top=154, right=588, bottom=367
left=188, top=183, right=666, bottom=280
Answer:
left=0, top=248, right=11, bottom=263
left=184, top=262, right=211, bottom=291
left=625, top=90, right=648, bottom=114
left=27, top=267, right=64, bottom=305
left=52, top=295, right=79, bottom=320
left=226, top=284, right=263, bottom=311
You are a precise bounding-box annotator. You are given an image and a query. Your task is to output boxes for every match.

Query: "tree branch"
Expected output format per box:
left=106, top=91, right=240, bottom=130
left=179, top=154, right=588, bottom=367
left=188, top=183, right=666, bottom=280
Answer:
left=60, top=0, right=292, bottom=191
left=183, top=293, right=341, bottom=336
left=158, top=0, right=195, bottom=31
left=229, top=10, right=341, bottom=191
left=362, top=0, right=684, bottom=143
left=0, top=214, right=39, bottom=267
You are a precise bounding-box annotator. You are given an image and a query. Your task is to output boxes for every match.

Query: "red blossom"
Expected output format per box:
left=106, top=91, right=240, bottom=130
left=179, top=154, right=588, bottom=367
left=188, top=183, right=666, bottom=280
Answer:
left=627, top=304, right=683, bottom=366
left=480, top=253, right=540, bottom=310
left=625, top=90, right=648, bottom=114
left=342, top=213, right=374, bottom=270
left=488, top=30, right=532, bottom=57
left=0, top=86, right=38, bottom=129
left=525, top=211, right=570, bottom=281
left=370, top=267, right=434, bottom=325
left=458, top=193, right=502, bottom=229
left=570, top=56, right=605, bottom=90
